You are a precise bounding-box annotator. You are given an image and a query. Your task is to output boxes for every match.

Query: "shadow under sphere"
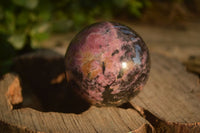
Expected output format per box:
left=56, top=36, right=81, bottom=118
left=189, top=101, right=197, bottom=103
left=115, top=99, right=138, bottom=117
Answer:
left=13, top=49, right=90, bottom=114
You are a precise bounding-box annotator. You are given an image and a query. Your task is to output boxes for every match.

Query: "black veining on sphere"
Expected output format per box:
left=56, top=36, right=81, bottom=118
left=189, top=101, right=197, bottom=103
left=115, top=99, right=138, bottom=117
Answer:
left=101, top=82, right=140, bottom=106
left=105, top=29, right=110, bottom=34
left=102, top=62, right=105, bottom=74
left=117, top=69, right=123, bottom=79
left=100, top=66, right=149, bottom=106
left=111, top=49, right=119, bottom=56
left=102, top=85, right=113, bottom=104
left=121, top=44, right=132, bottom=51
left=120, top=56, right=125, bottom=61
left=100, top=65, right=148, bottom=106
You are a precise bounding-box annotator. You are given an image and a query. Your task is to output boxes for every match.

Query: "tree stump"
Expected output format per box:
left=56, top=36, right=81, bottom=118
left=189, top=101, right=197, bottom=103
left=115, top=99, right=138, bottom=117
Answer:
left=0, top=50, right=200, bottom=133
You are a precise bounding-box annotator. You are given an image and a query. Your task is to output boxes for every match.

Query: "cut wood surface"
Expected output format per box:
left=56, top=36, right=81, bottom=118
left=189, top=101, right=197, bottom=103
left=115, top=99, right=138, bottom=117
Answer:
left=0, top=75, right=151, bottom=133
left=0, top=50, right=152, bottom=133
left=130, top=54, right=200, bottom=132
left=0, top=50, right=200, bottom=133
left=185, top=56, right=200, bottom=75
left=0, top=74, right=150, bottom=133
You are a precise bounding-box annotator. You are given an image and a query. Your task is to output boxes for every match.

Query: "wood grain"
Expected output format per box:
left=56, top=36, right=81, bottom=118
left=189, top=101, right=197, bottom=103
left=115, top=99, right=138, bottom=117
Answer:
left=185, top=56, right=200, bottom=75
left=0, top=75, right=152, bottom=132
left=130, top=53, right=200, bottom=133
left=1, top=50, right=200, bottom=132
left=0, top=50, right=153, bottom=133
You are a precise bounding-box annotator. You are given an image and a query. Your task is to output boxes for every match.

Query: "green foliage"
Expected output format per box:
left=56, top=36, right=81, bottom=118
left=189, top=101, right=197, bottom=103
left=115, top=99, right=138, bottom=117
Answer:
left=0, top=34, right=16, bottom=76
left=0, top=0, right=150, bottom=49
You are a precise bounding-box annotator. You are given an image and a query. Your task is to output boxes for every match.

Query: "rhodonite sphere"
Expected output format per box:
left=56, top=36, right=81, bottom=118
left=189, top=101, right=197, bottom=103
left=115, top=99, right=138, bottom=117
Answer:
left=65, top=21, right=150, bottom=106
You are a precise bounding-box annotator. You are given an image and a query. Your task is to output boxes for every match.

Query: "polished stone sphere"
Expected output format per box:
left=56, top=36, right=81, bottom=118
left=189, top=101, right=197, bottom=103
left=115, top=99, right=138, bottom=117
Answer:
left=65, top=21, right=150, bottom=106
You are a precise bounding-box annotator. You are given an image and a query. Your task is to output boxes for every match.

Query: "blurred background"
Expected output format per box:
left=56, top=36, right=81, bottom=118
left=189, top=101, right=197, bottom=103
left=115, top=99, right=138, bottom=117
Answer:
left=0, top=0, right=200, bottom=77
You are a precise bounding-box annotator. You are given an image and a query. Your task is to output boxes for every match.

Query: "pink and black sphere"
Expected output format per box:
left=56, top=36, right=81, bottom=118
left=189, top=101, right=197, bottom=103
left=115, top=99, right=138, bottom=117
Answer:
left=65, top=21, right=150, bottom=106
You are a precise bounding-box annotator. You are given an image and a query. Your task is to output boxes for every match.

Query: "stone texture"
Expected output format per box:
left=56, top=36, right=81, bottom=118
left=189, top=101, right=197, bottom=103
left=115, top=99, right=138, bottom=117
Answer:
left=65, top=22, right=150, bottom=106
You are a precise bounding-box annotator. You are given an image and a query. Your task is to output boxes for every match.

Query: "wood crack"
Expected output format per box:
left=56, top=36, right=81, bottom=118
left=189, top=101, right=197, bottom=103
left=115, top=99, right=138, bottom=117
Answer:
left=131, top=103, right=200, bottom=133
